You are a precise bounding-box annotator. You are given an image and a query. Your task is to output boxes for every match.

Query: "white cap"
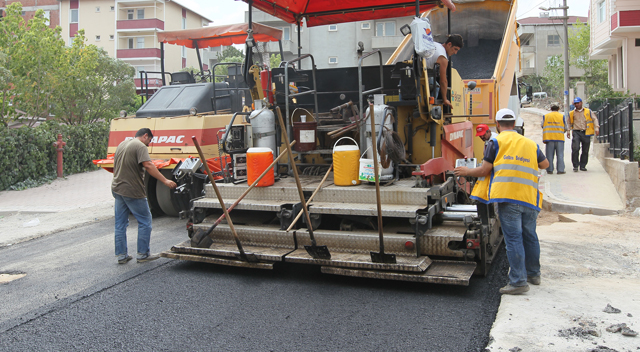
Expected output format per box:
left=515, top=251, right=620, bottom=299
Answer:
left=496, top=108, right=516, bottom=121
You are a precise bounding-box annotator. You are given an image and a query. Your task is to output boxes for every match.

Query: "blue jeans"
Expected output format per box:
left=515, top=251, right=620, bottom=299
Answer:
left=113, top=191, right=153, bottom=260
left=497, top=203, right=541, bottom=286
left=545, top=141, right=565, bottom=173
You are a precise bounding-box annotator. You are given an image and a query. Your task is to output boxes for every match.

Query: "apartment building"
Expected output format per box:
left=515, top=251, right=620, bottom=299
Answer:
left=517, top=15, right=588, bottom=79
left=205, top=9, right=413, bottom=70
left=58, top=0, right=212, bottom=92
left=589, top=0, right=640, bottom=95
left=0, top=0, right=60, bottom=28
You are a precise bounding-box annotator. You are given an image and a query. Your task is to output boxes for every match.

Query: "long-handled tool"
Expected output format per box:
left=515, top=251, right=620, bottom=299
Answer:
left=192, top=136, right=258, bottom=263
left=368, top=103, right=397, bottom=264
left=275, top=106, right=331, bottom=260
left=198, top=141, right=296, bottom=239
left=286, top=164, right=333, bottom=232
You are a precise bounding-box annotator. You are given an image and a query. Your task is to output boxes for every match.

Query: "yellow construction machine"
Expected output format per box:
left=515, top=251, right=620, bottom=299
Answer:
left=103, top=0, right=525, bottom=286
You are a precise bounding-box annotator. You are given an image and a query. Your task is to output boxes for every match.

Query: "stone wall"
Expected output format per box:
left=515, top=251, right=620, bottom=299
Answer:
left=594, top=143, right=640, bottom=209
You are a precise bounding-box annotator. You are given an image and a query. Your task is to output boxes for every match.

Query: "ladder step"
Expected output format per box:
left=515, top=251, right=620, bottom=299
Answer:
left=321, top=260, right=477, bottom=286
left=285, top=248, right=431, bottom=272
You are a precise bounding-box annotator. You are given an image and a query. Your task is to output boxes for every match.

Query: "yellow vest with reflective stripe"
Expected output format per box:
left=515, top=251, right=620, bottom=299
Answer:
left=488, top=131, right=541, bottom=211
left=569, top=108, right=595, bottom=136
left=542, top=111, right=565, bottom=142
left=470, top=137, right=498, bottom=204
left=470, top=175, right=490, bottom=204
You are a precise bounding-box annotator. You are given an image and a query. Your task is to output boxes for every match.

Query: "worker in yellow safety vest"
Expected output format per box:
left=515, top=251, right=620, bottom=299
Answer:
left=454, top=109, right=549, bottom=295
left=567, top=97, right=599, bottom=172
left=541, top=105, right=567, bottom=174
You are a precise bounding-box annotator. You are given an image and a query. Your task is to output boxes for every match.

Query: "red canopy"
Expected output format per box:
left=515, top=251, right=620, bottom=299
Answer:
left=242, top=0, right=456, bottom=27
left=157, top=23, right=283, bottom=48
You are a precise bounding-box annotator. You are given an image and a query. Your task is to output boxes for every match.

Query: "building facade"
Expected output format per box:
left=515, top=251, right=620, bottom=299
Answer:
left=205, top=9, right=413, bottom=70
left=58, top=0, right=212, bottom=92
left=517, top=16, right=588, bottom=79
left=0, top=0, right=60, bottom=28
left=589, top=0, right=640, bottom=95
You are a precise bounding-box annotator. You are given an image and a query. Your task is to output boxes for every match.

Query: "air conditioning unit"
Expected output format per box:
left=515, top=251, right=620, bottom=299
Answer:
left=539, top=12, right=550, bottom=18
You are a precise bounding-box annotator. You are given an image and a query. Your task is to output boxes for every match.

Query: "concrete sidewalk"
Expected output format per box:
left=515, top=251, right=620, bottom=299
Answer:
left=522, top=107, right=625, bottom=215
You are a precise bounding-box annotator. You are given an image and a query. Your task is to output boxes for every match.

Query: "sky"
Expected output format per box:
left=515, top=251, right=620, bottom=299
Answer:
left=180, top=0, right=591, bottom=26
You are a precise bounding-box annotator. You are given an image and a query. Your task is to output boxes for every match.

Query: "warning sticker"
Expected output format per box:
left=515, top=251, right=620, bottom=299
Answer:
left=300, top=130, right=315, bottom=144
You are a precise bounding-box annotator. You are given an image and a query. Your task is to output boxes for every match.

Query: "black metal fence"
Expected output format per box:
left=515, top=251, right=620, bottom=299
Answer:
left=595, top=100, right=636, bottom=161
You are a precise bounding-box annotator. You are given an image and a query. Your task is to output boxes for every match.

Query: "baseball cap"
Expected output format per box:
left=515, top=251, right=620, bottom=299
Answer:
left=495, top=108, right=516, bottom=121
left=574, top=97, right=582, bottom=103
left=475, top=124, right=490, bottom=137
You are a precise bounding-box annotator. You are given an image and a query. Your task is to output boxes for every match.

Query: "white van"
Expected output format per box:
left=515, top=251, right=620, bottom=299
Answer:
left=533, top=92, right=547, bottom=99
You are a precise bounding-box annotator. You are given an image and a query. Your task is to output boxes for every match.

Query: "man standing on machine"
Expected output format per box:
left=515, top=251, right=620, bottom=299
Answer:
left=424, top=34, right=464, bottom=108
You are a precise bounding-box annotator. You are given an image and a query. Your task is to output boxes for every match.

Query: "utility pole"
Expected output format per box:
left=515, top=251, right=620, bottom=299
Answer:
left=542, top=0, right=570, bottom=116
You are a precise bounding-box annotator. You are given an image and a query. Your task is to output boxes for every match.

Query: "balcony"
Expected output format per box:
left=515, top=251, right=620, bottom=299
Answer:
left=371, top=36, right=403, bottom=49
left=117, top=48, right=161, bottom=59
left=117, top=18, right=164, bottom=31
left=521, top=45, right=535, bottom=53
left=521, top=67, right=536, bottom=76
left=611, top=10, right=640, bottom=34
left=266, top=40, right=294, bottom=54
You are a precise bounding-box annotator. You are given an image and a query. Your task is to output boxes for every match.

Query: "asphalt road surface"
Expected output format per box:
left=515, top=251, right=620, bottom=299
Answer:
left=0, top=216, right=508, bottom=352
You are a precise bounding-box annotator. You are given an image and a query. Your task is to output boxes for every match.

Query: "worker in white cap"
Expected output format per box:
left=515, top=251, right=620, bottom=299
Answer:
left=454, top=108, right=549, bottom=295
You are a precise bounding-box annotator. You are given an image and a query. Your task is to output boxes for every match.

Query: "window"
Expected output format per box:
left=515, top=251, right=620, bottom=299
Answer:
left=22, top=11, right=26, bottom=16
left=182, top=46, right=186, bottom=58
left=182, top=17, right=186, bottom=29
left=110, top=6, right=115, bottom=11
left=95, top=6, right=100, bottom=12
left=281, top=27, right=290, bottom=40
left=95, top=35, right=100, bottom=41
left=127, top=9, right=134, bottom=20
left=136, top=66, right=145, bottom=76
left=128, top=38, right=134, bottom=49
left=44, top=10, right=50, bottom=22
left=376, top=21, right=395, bottom=36
left=547, top=35, right=560, bottom=46
left=136, top=37, right=144, bottom=48
left=69, top=36, right=75, bottom=46
left=597, top=0, right=605, bottom=24
left=361, top=22, right=370, bottom=30
left=109, top=35, right=114, bottom=40
left=636, top=38, right=640, bottom=47
left=137, top=9, right=144, bottom=19
left=294, top=25, right=303, bottom=33
left=328, top=56, right=338, bottom=64
left=70, top=9, right=78, bottom=23
left=328, top=24, right=338, bottom=31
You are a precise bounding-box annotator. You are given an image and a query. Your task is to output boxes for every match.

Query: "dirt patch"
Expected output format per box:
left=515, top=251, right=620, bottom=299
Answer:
left=537, top=209, right=559, bottom=226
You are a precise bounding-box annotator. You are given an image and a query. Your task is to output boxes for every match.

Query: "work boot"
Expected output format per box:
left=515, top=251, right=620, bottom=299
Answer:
left=118, top=255, right=133, bottom=264
left=137, top=254, right=160, bottom=263
left=499, top=284, right=530, bottom=295
left=557, top=171, right=566, bottom=174
left=527, top=276, right=541, bottom=285
left=580, top=167, right=587, bottom=171
left=573, top=167, right=579, bottom=172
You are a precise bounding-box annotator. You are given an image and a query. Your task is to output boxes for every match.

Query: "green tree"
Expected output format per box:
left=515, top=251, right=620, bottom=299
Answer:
left=0, top=51, right=16, bottom=127
left=568, top=19, right=609, bottom=100
left=0, top=3, right=64, bottom=126
left=214, top=46, right=244, bottom=82
left=51, top=30, right=136, bottom=125
left=542, top=55, right=564, bottom=97
left=270, top=53, right=282, bottom=69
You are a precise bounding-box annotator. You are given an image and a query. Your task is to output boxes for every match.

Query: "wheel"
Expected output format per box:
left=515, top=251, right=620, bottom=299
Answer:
left=156, top=169, right=179, bottom=217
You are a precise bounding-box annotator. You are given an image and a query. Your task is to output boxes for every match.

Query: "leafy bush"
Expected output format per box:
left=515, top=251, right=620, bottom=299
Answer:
left=0, top=121, right=109, bottom=190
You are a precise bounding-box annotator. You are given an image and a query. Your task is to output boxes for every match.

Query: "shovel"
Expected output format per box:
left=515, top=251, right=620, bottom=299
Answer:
left=192, top=136, right=258, bottom=263
left=199, top=141, right=296, bottom=238
left=368, top=103, right=396, bottom=264
left=275, top=106, right=331, bottom=260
